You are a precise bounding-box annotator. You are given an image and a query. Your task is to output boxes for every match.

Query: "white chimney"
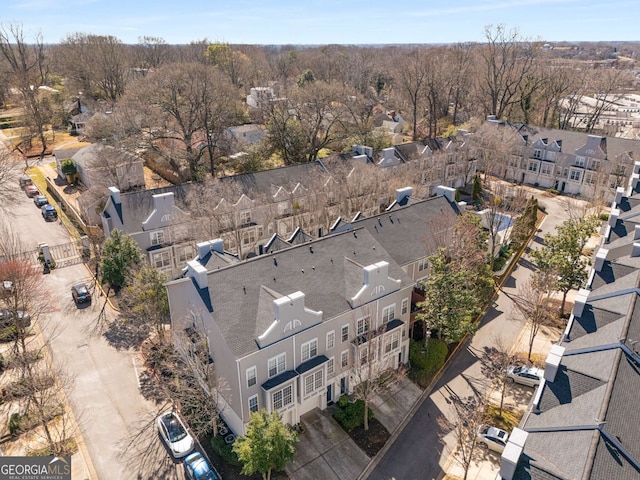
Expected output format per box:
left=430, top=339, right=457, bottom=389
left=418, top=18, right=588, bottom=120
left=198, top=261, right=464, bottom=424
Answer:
left=615, top=187, right=624, bottom=205
left=382, top=147, right=395, bottom=161
left=573, top=288, right=590, bottom=317
left=632, top=173, right=640, bottom=190
left=435, top=185, right=456, bottom=203
left=196, top=241, right=211, bottom=260
left=633, top=242, right=640, bottom=257
left=395, top=187, right=413, bottom=203
left=608, top=208, right=619, bottom=228
left=634, top=161, right=640, bottom=175
left=544, top=344, right=565, bottom=383
left=108, top=186, right=121, bottom=204
left=210, top=238, right=224, bottom=254
left=186, top=260, right=208, bottom=289
left=594, top=248, right=608, bottom=272
left=500, top=428, right=528, bottom=480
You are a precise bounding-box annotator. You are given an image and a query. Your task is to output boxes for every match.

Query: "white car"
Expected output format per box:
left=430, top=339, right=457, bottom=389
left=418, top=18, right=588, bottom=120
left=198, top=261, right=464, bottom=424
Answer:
left=506, top=365, right=544, bottom=387
left=157, top=411, right=194, bottom=458
left=477, top=424, right=509, bottom=453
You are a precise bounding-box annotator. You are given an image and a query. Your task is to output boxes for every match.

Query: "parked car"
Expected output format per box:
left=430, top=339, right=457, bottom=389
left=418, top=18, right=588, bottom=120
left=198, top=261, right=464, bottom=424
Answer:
left=19, top=175, right=33, bottom=188
left=183, top=451, right=221, bottom=480
left=0, top=308, right=31, bottom=328
left=41, top=204, right=58, bottom=221
left=25, top=184, right=40, bottom=197
left=1, top=281, right=13, bottom=298
left=71, top=284, right=91, bottom=305
left=506, top=365, right=544, bottom=387
left=157, top=411, right=194, bottom=458
left=477, top=424, right=509, bottom=453
left=33, top=195, right=48, bottom=208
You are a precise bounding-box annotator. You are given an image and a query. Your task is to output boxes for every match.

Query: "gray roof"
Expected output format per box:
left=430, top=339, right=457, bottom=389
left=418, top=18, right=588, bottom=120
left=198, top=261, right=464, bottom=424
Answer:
left=186, top=228, right=412, bottom=358
left=72, top=143, right=142, bottom=169
left=350, top=195, right=459, bottom=267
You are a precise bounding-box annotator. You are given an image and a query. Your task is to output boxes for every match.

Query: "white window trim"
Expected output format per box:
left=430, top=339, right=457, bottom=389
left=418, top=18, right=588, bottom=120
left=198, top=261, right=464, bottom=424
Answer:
left=327, top=356, right=335, bottom=375
left=401, top=298, right=409, bottom=315
left=248, top=394, right=259, bottom=413
left=326, top=330, right=335, bottom=350
left=272, top=384, right=293, bottom=410
left=356, top=317, right=369, bottom=336
left=246, top=366, right=257, bottom=388
left=303, top=369, right=324, bottom=397
left=382, top=304, right=396, bottom=324
left=341, top=324, right=349, bottom=342
left=268, top=353, right=286, bottom=378
left=301, top=338, right=318, bottom=362
left=150, top=230, right=165, bottom=246
left=341, top=350, right=349, bottom=368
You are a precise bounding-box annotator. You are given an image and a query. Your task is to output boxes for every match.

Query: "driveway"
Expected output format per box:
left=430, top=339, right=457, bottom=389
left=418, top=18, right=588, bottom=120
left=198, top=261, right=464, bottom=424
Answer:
left=366, top=187, right=590, bottom=480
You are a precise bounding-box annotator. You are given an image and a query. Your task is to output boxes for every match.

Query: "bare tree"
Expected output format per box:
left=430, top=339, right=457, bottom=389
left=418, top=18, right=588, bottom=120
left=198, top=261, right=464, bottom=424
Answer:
left=479, top=336, right=518, bottom=418
left=350, top=306, right=406, bottom=431
left=437, top=392, right=485, bottom=480
left=397, top=48, right=429, bottom=140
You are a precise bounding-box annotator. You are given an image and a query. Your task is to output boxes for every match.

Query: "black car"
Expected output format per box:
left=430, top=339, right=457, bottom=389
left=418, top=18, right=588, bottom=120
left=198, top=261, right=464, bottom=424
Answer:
left=33, top=195, right=48, bottom=208
left=71, top=284, right=91, bottom=305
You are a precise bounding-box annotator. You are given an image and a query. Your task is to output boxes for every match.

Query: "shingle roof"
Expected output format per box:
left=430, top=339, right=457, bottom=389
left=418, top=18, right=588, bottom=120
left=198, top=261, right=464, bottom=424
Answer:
left=199, top=228, right=412, bottom=357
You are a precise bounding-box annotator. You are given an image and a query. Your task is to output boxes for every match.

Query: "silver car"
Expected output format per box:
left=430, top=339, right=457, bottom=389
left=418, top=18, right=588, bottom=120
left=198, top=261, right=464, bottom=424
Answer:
left=157, top=411, right=194, bottom=458
left=506, top=365, right=544, bottom=387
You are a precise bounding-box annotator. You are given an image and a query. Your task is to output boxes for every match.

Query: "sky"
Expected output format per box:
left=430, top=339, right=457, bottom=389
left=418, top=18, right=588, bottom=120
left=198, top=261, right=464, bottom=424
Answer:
left=5, top=0, right=640, bottom=45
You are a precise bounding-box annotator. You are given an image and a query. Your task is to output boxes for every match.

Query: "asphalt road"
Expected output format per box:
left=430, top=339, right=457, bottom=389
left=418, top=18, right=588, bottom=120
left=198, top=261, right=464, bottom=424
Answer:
left=367, top=187, right=586, bottom=480
left=1, top=154, right=182, bottom=478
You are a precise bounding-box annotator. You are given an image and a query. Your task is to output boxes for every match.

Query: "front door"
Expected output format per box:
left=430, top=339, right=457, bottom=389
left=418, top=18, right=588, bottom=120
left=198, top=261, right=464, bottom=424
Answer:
left=326, top=384, right=333, bottom=404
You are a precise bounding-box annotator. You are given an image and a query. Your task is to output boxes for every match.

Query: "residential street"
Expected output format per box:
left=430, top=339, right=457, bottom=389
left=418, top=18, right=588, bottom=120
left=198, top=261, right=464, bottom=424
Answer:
left=367, top=187, right=590, bottom=480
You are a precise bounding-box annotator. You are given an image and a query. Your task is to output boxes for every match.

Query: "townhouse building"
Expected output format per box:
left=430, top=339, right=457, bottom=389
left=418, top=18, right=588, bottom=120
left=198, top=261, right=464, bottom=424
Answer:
left=478, top=120, right=640, bottom=201
left=498, top=164, right=640, bottom=479
left=165, top=228, right=413, bottom=435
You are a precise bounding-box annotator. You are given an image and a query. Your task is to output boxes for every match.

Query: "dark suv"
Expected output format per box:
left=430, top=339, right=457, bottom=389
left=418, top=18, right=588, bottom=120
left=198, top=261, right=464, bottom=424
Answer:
left=71, top=284, right=91, bottom=305
left=41, top=205, right=58, bottom=221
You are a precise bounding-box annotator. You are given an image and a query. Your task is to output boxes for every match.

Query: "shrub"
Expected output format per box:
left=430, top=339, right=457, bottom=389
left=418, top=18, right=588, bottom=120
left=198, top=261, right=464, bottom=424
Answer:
left=333, top=399, right=373, bottom=432
left=61, top=159, right=77, bottom=176
left=338, top=395, right=350, bottom=408
left=409, top=338, right=448, bottom=378
left=599, top=213, right=609, bottom=221
left=9, top=413, right=24, bottom=435
left=545, top=188, right=560, bottom=195
left=211, top=433, right=241, bottom=466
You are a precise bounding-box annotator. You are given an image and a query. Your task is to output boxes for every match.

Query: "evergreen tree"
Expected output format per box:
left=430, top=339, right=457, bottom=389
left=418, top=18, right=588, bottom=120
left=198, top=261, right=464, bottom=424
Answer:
left=100, top=229, right=142, bottom=291
left=233, top=410, right=298, bottom=480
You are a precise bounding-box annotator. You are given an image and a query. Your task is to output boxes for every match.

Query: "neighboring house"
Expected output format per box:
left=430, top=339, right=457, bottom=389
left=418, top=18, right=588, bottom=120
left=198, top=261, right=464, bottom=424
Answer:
left=166, top=227, right=413, bottom=435
left=102, top=185, right=194, bottom=277
left=498, top=165, right=640, bottom=480
left=225, top=124, right=266, bottom=151
left=477, top=119, right=640, bottom=200
left=71, top=143, right=145, bottom=191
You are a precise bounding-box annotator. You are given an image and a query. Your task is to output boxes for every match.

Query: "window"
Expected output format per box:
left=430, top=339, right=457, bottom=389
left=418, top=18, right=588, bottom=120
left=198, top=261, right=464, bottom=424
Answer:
left=327, top=357, right=335, bottom=375
left=360, top=345, right=377, bottom=365
left=382, top=304, right=395, bottom=324
left=527, top=161, right=538, bottom=172
left=301, top=339, right=318, bottom=362
left=575, top=156, right=585, bottom=167
left=584, top=172, right=595, bottom=185
left=384, top=332, right=400, bottom=354
left=326, top=331, right=335, bottom=350
left=533, top=149, right=542, bottom=159
left=569, top=170, right=581, bottom=182
left=401, top=298, right=409, bottom=315
left=268, top=353, right=286, bottom=378
left=177, top=245, right=194, bottom=263
left=356, top=317, right=369, bottom=336
left=341, top=350, right=349, bottom=368
left=540, top=163, right=553, bottom=176
left=152, top=251, right=171, bottom=269
left=341, top=325, right=349, bottom=342
left=418, top=258, right=428, bottom=271
left=304, top=370, right=324, bottom=396
left=246, top=366, right=257, bottom=388
left=150, top=230, right=164, bottom=246
left=243, top=230, right=256, bottom=246
left=240, top=210, right=252, bottom=225
left=591, top=159, right=600, bottom=171
left=563, top=168, right=569, bottom=178
left=272, top=385, right=293, bottom=410
left=248, top=395, right=258, bottom=413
